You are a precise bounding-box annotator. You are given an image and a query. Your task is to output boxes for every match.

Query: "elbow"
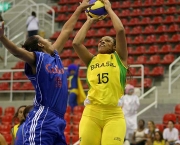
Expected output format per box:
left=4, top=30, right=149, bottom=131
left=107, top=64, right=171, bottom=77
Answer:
left=72, top=41, right=81, bottom=47
left=117, top=28, right=125, bottom=34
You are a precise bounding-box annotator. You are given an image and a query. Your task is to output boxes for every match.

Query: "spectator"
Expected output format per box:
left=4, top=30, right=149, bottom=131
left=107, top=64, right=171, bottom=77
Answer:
left=131, top=119, right=146, bottom=145
left=145, top=121, right=159, bottom=141
left=153, top=131, right=165, bottom=145
left=0, top=134, right=7, bottom=145
left=67, top=64, right=86, bottom=111
left=11, top=105, right=26, bottom=145
left=15, top=105, right=33, bottom=145
left=26, top=11, right=39, bottom=38
left=163, top=120, right=179, bottom=145
left=123, top=84, right=140, bottom=140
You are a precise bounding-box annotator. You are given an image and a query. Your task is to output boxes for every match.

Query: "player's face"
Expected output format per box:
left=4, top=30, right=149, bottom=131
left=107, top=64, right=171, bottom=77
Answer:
left=98, top=36, right=115, bottom=54
left=18, top=107, right=26, bottom=121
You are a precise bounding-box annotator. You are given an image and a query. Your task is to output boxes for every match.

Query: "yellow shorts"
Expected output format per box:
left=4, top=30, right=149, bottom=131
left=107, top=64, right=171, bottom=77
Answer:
left=79, top=105, right=126, bottom=145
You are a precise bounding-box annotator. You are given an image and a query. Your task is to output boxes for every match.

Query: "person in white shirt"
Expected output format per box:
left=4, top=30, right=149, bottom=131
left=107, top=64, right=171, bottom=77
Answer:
left=122, top=84, right=140, bottom=140
left=163, top=120, right=179, bottom=145
left=26, top=11, right=39, bottom=38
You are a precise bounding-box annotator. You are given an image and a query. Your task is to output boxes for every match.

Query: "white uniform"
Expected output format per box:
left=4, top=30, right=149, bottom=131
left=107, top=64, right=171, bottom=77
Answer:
left=122, top=94, right=140, bottom=139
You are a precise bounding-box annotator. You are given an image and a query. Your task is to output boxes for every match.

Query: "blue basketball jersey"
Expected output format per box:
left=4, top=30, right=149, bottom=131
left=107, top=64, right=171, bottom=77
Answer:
left=25, top=50, right=68, bottom=117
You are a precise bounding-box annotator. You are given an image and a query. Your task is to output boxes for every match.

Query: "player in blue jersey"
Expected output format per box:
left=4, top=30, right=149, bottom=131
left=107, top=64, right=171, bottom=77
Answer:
left=0, top=1, right=93, bottom=144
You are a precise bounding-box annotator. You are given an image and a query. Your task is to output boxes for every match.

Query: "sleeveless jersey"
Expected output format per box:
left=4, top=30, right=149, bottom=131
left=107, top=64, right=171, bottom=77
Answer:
left=25, top=50, right=68, bottom=117
left=86, top=51, right=127, bottom=106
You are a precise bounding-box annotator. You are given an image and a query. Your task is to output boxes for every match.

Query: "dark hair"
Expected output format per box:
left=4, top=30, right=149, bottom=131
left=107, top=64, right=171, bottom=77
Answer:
left=139, top=119, right=145, bottom=126
left=155, top=131, right=163, bottom=141
left=20, top=105, right=33, bottom=125
left=32, top=11, right=36, bottom=17
left=22, top=36, right=40, bottom=52
left=13, top=105, right=26, bottom=121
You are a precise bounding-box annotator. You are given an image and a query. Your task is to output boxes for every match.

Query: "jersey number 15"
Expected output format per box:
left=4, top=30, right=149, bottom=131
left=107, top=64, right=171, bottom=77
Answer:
left=97, top=73, right=109, bottom=84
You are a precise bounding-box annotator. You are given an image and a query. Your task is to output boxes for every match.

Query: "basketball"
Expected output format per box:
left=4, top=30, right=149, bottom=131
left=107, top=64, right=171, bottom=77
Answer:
left=86, top=0, right=107, bottom=20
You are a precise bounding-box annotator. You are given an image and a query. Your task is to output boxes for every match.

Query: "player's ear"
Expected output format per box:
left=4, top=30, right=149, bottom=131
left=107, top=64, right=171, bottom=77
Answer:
left=37, top=42, right=44, bottom=48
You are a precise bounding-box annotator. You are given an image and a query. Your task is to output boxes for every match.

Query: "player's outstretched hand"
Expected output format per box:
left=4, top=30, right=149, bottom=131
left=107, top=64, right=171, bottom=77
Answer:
left=0, top=21, right=4, bottom=38
left=102, top=0, right=111, bottom=11
left=79, top=0, right=94, bottom=10
left=85, top=12, right=104, bottom=23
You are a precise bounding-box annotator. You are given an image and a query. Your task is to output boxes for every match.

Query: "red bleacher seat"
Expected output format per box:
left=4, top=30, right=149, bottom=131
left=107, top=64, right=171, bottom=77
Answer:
left=154, top=7, right=165, bottom=15
left=168, top=24, right=179, bottom=32
left=3, top=134, right=12, bottom=145
left=160, top=54, right=175, bottom=64
left=112, top=2, right=120, bottom=9
left=175, top=104, right=180, bottom=115
left=132, top=1, right=142, bottom=7
left=13, top=82, right=21, bottom=90
left=144, top=78, right=152, bottom=88
left=64, top=124, right=71, bottom=134
left=78, top=69, right=86, bottom=78
left=171, top=44, right=180, bottom=53
left=129, top=17, right=140, bottom=25
left=127, top=56, right=134, bottom=64
left=0, top=72, right=11, bottom=80
left=73, top=106, right=84, bottom=115
left=85, top=38, right=97, bottom=46
left=21, top=82, right=34, bottom=90
left=72, top=135, right=79, bottom=144
left=140, top=17, right=151, bottom=25
left=0, top=124, right=11, bottom=134
left=143, top=8, right=153, bottom=16
left=13, top=72, right=27, bottom=80
left=79, top=13, right=86, bottom=20
left=151, top=16, right=163, bottom=24
left=62, top=59, right=72, bottom=67
left=136, top=67, right=150, bottom=76
left=64, top=114, right=71, bottom=124
left=135, top=56, right=147, bottom=64
left=163, top=113, right=176, bottom=125
left=158, top=45, right=172, bottom=53
left=155, top=25, right=167, bottom=33
left=86, top=29, right=95, bottom=37
left=164, top=15, right=175, bottom=23
left=72, top=115, right=81, bottom=125
left=166, top=0, right=177, bottom=5
left=96, top=28, right=107, bottom=37
left=65, top=134, right=70, bottom=145
left=149, top=66, right=164, bottom=76
left=109, top=28, right=116, bottom=36
left=89, top=48, right=97, bottom=55
left=153, top=0, right=164, bottom=6
left=131, top=9, right=142, bottom=16
left=73, top=59, right=85, bottom=66
left=128, top=67, right=136, bottom=76
left=58, top=5, right=69, bottom=13
left=143, top=25, right=154, bottom=34
left=157, top=34, right=169, bottom=43
left=126, top=78, right=138, bottom=87
left=72, top=125, right=79, bottom=135
left=55, top=14, right=66, bottom=22
left=144, top=35, right=156, bottom=43
left=174, top=124, right=180, bottom=131
left=121, top=1, right=131, bottom=8
left=66, top=106, right=71, bottom=114
left=4, top=107, right=15, bottom=116
left=165, top=6, right=177, bottom=14
left=12, top=61, right=25, bottom=69
left=131, top=26, right=142, bottom=35
left=146, top=55, right=161, bottom=65
left=133, top=36, right=144, bottom=44
left=50, top=31, right=60, bottom=40
left=143, top=0, right=153, bottom=7
left=1, top=115, right=13, bottom=125
left=146, top=45, right=158, bottom=54
left=0, top=83, right=9, bottom=90
left=134, top=46, right=145, bottom=55
left=155, top=124, right=164, bottom=132
left=170, top=34, right=180, bottom=42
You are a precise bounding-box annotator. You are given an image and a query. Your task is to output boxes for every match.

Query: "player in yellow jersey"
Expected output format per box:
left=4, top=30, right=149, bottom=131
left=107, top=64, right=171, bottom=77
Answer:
left=73, top=0, right=128, bottom=144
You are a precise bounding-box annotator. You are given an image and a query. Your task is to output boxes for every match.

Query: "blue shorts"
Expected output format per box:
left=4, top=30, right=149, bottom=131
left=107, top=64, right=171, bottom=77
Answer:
left=23, top=106, right=67, bottom=145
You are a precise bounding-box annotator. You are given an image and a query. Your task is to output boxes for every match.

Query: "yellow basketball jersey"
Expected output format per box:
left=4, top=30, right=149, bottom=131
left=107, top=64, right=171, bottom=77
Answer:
left=86, top=52, right=127, bottom=106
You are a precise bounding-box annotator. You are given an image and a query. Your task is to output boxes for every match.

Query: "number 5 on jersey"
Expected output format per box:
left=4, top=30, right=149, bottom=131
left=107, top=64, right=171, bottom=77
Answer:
left=97, top=73, right=109, bottom=84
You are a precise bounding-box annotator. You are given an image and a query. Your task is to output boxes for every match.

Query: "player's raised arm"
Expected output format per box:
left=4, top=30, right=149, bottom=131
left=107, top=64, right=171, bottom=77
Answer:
left=0, top=22, right=35, bottom=66
left=103, top=0, right=128, bottom=67
left=52, top=0, right=94, bottom=54
left=72, top=14, right=100, bottom=66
